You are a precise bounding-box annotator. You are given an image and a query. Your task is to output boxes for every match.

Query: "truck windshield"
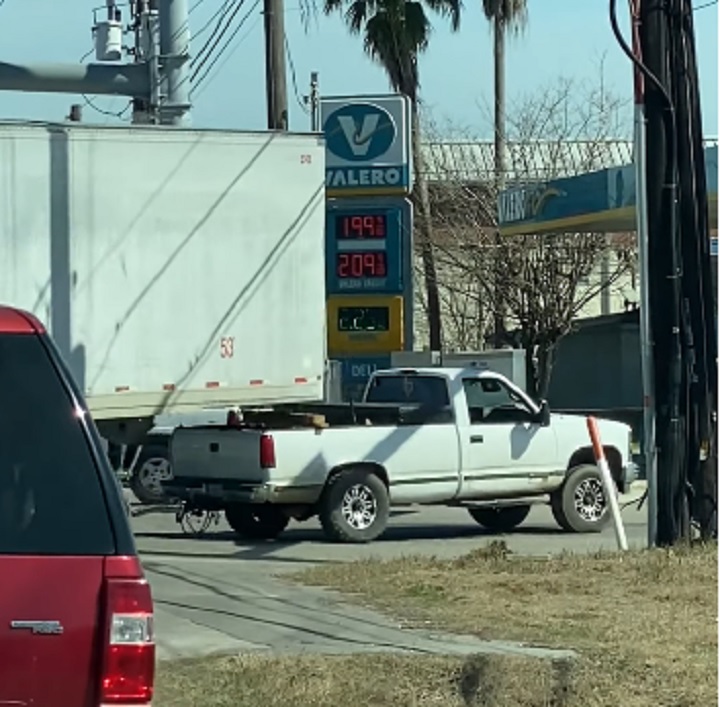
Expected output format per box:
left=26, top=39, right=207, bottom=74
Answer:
left=365, top=375, right=450, bottom=407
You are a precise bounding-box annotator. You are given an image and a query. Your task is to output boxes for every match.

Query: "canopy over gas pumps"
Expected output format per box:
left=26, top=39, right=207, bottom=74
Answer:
left=498, top=143, right=717, bottom=238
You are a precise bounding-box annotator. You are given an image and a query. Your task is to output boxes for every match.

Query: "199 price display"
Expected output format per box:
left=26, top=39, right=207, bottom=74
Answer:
left=337, top=252, right=387, bottom=278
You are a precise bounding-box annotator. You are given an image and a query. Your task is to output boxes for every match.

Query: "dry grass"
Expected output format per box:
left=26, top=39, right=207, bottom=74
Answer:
left=155, top=653, right=564, bottom=706
left=294, top=542, right=718, bottom=707
left=155, top=543, right=717, bottom=707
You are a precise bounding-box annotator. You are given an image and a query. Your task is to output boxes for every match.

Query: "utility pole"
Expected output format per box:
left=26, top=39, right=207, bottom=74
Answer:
left=0, top=0, right=189, bottom=125
left=309, top=71, right=320, bottom=131
left=159, top=0, right=191, bottom=125
left=263, top=0, right=288, bottom=129
left=636, top=0, right=718, bottom=544
left=629, top=0, right=658, bottom=547
left=491, top=14, right=506, bottom=348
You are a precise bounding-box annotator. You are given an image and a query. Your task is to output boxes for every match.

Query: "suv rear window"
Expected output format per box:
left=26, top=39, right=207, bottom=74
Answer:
left=0, top=334, right=114, bottom=555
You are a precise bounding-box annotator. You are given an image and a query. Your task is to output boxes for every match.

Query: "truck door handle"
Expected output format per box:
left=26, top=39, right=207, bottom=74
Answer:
left=209, top=443, right=219, bottom=453
left=470, top=434, right=484, bottom=444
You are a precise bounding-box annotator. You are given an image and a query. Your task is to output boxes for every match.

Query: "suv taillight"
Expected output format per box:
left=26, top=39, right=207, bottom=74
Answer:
left=101, top=558, right=155, bottom=704
left=260, top=433, right=276, bottom=469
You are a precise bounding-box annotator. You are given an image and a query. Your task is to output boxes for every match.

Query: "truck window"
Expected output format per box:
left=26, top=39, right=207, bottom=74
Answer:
left=364, top=374, right=456, bottom=425
left=366, top=375, right=450, bottom=407
left=462, top=377, right=534, bottom=425
left=0, top=335, right=115, bottom=555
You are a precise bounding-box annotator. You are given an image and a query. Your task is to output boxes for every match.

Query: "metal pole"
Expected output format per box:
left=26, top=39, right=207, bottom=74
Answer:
left=0, top=61, right=150, bottom=97
left=158, top=0, right=191, bottom=125
left=263, top=0, right=288, bottom=129
left=631, top=0, right=657, bottom=547
left=309, top=71, right=319, bottom=131
left=492, top=15, right=506, bottom=349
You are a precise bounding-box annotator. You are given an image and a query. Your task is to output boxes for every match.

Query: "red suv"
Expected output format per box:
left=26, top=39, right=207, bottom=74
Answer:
left=0, top=307, right=155, bottom=705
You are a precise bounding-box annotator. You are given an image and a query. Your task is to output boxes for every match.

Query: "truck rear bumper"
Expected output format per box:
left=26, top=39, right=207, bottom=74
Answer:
left=164, top=478, right=323, bottom=507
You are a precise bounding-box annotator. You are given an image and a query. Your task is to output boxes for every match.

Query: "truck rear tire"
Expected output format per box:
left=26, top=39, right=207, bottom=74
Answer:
left=225, top=504, right=289, bottom=540
left=468, top=504, right=531, bottom=532
left=319, top=469, right=390, bottom=543
left=129, top=445, right=172, bottom=505
left=551, top=464, right=610, bottom=533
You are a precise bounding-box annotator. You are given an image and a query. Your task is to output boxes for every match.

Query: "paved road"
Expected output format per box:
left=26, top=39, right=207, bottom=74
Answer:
left=131, top=491, right=647, bottom=661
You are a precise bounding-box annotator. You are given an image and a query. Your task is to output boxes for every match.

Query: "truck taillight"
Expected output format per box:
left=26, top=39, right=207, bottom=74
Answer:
left=101, top=558, right=155, bottom=704
left=260, top=433, right=276, bottom=469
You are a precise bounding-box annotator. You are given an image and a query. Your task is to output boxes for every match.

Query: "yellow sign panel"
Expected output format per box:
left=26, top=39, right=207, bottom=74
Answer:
left=327, top=294, right=404, bottom=355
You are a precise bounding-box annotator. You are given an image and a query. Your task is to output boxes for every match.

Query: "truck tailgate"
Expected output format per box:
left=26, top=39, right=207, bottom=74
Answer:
left=0, top=557, right=105, bottom=706
left=171, top=427, right=266, bottom=482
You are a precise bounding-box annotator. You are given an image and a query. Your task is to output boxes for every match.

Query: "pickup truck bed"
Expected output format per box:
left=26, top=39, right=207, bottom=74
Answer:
left=167, top=367, right=637, bottom=543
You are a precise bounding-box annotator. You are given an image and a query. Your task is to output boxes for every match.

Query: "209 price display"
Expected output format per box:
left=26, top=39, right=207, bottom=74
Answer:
left=336, top=252, right=387, bottom=279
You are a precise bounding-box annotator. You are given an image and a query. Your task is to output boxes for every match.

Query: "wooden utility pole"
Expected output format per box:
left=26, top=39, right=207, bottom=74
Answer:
left=263, top=0, right=288, bottom=130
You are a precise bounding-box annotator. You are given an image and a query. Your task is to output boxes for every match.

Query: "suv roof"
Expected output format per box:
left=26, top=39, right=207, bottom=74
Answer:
left=0, top=306, right=46, bottom=334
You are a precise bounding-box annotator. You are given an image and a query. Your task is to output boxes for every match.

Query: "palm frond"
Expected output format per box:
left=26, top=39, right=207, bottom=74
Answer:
left=481, top=0, right=527, bottom=34
left=424, top=0, right=461, bottom=31
left=344, top=0, right=369, bottom=33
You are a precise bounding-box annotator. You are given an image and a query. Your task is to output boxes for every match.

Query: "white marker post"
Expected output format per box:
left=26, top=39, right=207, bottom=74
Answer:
left=586, top=417, right=629, bottom=551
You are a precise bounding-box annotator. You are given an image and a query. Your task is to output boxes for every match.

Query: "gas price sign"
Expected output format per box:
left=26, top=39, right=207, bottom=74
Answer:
left=327, top=295, right=404, bottom=354
left=326, top=201, right=411, bottom=295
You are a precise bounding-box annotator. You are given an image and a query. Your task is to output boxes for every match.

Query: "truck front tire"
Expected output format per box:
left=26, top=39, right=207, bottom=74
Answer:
left=225, top=504, right=289, bottom=540
left=468, top=504, right=531, bottom=532
left=319, top=469, right=390, bottom=543
left=551, top=464, right=611, bottom=533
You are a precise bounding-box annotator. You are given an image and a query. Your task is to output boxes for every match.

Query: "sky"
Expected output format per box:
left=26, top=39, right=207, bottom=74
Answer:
left=0, top=0, right=716, bottom=137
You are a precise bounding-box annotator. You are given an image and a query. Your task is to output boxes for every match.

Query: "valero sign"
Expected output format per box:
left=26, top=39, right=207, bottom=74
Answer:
left=321, top=95, right=413, bottom=197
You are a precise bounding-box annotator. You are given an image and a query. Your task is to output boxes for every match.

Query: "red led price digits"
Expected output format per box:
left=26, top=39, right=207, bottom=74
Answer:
left=336, top=252, right=387, bottom=278
left=337, top=214, right=387, bottom=239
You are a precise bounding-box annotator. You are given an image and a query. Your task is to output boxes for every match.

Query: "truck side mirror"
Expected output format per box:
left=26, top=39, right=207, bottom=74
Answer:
left=537, top=400, right=551, bottom=427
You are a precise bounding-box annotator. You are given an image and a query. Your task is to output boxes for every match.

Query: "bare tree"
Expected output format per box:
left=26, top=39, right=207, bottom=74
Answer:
left=419, top=77, right=637, bottom=398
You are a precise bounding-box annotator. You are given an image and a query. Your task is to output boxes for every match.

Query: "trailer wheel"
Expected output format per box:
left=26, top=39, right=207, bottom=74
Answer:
left=551, top=464, right=611, bottom=533
left=319, top=468, right=390, bottom=543
left=225, top=504, right=289, bottom=540
left=468, top=504, right=531, bottom=532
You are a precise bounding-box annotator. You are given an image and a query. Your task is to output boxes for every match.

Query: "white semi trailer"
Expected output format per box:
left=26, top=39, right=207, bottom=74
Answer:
left=0, top=122, right=327, bottom=495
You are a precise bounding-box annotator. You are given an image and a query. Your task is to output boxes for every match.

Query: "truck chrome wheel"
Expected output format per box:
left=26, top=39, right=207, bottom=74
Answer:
left=319, top=469, right=390, bottom=543
left=341, top=484, right=378, bottom=530
left=551, top=464, right=611, bottom=533
left=574, top=478, right=606, bottom=522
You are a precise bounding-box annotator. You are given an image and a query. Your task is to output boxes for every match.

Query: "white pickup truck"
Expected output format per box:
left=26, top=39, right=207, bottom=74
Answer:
left=167, top=367, right=637, bottom=543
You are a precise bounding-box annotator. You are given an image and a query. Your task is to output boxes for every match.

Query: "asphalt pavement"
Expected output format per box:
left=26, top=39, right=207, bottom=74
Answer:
left=130, top=489, right=648, bottom=662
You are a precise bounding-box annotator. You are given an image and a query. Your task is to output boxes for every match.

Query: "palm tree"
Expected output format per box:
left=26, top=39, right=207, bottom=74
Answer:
left=323, top=0, right=462, bottom=351
left=481, top=0, right=527, bottom=347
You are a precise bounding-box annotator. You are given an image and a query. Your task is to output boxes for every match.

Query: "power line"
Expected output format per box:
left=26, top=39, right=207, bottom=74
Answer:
left=192, top=13, right=261, bottom=99
left=693, top=0, right=717, bottom=9
left=191, top=0, right=245, bottom=71
left=82, top=95, right=132, bottom=119
left=191, top=0, right=234, bottom=46
left=191, top=0, right=260, bottom=94
left=284, top=34, right=308, bottom=114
